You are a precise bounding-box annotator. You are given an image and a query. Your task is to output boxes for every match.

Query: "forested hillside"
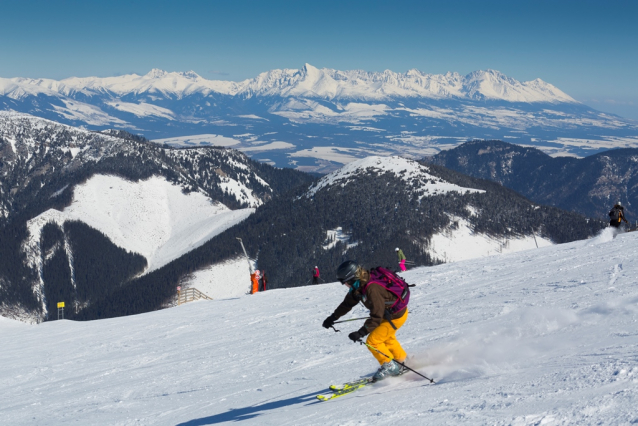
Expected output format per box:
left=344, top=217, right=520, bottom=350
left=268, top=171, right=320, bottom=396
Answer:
left=0, top=113, right=315, bottom=322
left=428, top=140, right=638, bottom=220
left=74, top=158, right=605, bottom=321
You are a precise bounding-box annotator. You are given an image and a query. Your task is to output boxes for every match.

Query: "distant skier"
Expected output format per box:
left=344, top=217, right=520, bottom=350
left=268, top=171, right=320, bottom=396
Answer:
left=312, top=266, right=320, bottom=284
left=396, top=247, right=407, bottom=271
left=261, top=271, right=268, bottom=291
left=322, top=260, right=410, bottom=382
left=250, top=270, right=260, bottom=294
left=609, top=202, right=628, bottom=229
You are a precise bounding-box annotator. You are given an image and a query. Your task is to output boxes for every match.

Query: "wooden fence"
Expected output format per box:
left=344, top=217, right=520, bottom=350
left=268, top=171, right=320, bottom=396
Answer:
left=177, top=288, right=213, bottom=305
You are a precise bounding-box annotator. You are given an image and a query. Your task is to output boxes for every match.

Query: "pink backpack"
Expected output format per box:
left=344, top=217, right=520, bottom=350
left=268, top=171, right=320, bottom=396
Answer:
left=362, top=267, right=411, bottom=314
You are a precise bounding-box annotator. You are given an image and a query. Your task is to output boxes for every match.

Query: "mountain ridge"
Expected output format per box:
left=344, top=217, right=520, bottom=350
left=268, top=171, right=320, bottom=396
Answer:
left=427, top=139, right=638, bottom=219
left=2, top=66, right=636, bottom=173
left=1, top=65, right=576, bottom=103
left=0, top=112, right=315, bottom=322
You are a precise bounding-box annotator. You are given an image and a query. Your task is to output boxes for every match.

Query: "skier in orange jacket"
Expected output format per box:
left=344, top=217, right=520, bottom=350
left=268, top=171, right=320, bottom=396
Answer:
left=250, top=270, right=261, bottom=294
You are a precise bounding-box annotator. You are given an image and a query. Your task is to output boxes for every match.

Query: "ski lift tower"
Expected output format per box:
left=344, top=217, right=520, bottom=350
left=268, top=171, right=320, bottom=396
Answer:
left=236, top=238, right=254, bottom=274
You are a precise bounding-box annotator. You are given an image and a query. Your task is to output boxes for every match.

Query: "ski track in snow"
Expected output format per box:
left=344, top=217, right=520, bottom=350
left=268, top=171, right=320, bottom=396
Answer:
left=2, top=230, right=638, bottom=424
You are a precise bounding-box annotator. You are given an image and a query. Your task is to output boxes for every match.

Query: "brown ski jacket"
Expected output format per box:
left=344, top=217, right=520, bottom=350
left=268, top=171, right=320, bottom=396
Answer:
left=332, top=282, right=407, bottom=333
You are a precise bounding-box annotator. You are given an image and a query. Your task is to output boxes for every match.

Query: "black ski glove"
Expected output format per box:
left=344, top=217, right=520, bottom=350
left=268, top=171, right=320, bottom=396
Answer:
left=348, top=327, right=368, bottom=342
left=322, top=314, right=337, bottom=329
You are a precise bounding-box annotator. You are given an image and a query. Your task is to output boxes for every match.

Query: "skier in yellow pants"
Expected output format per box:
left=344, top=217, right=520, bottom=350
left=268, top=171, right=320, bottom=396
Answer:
left=366, top=308, right=408, bottom=365
left=323, top=260, right=410, bottom=381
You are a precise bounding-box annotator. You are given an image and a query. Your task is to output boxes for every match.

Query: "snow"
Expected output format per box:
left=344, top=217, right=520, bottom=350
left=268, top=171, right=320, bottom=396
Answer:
left=289, top=146, right=369, bottom=164
left=181, top=257, right=254, bottom=299
left=1, top=66, right=577, bottom=104
left=60, top=146, right=81, bottom=158
left=152, top=134, right=241, bottom=148
left=3, top=227, right=638, bottom=424
left=51, top=99, right=129, bottom=127
left=0, top=70, right=241, bottom=99
left=105, top=101, right=175, bottom=120
left=241, top=65, right=577, bottom=103
left=322, top=227, right=353, bottom=250
left=26, top=174, right=254, bottom=273
left=528, top=136, right=638, bottom=157
left=428, top=218, right=553, bottom=262
left=238, top=141, right=296, bottom=152
left=218, top=177, right=263, bottom=207
left=272, top=100, right=390, bottom=124
left=6, top=137, right=16, bottom=154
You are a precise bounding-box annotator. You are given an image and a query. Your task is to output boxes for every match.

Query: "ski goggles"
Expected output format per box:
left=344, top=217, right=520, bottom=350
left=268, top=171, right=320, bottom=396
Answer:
left=339, top=277, right=357, bottom=286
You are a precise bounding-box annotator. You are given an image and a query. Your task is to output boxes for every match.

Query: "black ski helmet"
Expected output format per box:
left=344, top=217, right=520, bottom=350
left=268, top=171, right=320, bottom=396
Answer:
left=337, top=260, right=358, bottom=284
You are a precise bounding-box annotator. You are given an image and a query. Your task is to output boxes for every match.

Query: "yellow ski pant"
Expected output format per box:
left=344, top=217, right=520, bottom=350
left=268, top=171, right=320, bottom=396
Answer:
left=366, top=308, right=408, bottom=365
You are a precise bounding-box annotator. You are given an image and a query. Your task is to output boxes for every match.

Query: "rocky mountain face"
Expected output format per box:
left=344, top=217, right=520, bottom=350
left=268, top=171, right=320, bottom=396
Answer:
left=2, top=65, right=636, bottom=173
left=427, top=140, right=638, bottom=220
left=0, top=112, right=314, bottom=322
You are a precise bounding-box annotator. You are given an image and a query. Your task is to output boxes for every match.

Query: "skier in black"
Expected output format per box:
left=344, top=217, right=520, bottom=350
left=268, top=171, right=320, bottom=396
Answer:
left=609, top=201, right=629, bottom=229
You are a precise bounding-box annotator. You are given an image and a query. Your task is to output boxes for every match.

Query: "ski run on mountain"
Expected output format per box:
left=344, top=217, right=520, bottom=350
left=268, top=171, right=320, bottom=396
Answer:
left=2, top=227, right=638, bottom=424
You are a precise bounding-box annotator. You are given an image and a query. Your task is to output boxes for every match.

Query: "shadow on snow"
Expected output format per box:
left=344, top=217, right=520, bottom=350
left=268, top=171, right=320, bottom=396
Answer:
left=175, top=390, right=323, bottom=425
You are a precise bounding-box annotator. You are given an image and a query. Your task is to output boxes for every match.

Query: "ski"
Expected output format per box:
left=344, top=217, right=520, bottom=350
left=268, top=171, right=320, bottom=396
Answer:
left=317, top=381, right=371, bottom=401
left=327, top=366, right=412, bottom=392
left=329, top=377, right=372, bottom=391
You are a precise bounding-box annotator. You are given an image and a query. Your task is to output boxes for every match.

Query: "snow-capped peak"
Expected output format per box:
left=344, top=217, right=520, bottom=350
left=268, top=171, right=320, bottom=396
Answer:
left=0, top=66, right=577, bottom=103
left=145, top=69, right=201, bottom=80
left=306, top=156, right=483, bottom=198
left=461, top=69, right=573, bottom=103
left=300, top=63, right=319, bottom=76
left=145, top=69, right=168, bottom=79
left=235, top=66, right=576, bottom=103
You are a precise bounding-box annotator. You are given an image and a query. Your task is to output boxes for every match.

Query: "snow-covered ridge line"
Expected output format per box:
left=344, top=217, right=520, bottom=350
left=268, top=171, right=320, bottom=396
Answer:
left=0, top=65, right=576, bottom=103
left=306, top=156, right=484, bottom=198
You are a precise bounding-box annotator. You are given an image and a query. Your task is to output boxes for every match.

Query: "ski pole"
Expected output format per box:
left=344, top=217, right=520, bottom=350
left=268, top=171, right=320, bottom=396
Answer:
left=358, top=340, right=435, bottom=384
left=334, top=317, right=370, bottom=324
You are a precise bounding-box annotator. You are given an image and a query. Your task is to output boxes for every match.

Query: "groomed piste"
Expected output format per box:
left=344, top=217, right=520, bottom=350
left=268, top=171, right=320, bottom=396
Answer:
left=1, top=227, right=637, bottom=424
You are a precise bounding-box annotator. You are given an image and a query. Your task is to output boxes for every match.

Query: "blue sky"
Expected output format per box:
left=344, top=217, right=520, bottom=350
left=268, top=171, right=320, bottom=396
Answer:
left=1, top=0, right=637, bottom=119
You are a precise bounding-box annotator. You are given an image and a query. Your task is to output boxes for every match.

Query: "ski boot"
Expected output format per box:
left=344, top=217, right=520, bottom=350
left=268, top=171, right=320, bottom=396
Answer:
left=372, top=360, right=400, bottom=382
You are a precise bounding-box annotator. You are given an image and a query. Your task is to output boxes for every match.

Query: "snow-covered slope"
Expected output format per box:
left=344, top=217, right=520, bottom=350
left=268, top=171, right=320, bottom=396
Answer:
left=182, top=256, right=255, bottom=299
left=26, top=174, right=253, bottom=274
left=306, top=155, right=483, bottom=198
left=2, top=228, right=637, bottom=424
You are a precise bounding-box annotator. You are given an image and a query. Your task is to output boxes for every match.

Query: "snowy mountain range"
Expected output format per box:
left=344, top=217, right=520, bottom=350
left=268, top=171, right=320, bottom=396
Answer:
left=2, top=65, right=637, bottom=173
left=0, top=65, right=576, bottom=102
left=2, top=226, right=638, bottom=424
